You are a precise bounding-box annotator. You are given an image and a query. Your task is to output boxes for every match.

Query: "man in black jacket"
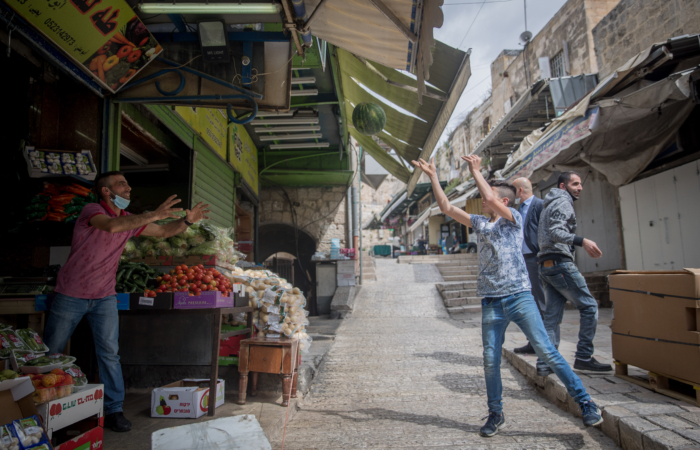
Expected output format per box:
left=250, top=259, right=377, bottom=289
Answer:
left=511, top=178, right=547, bottom=355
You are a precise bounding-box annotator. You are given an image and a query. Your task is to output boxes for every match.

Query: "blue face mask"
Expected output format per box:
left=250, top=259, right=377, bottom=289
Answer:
left=110, top=190, right=130, bottom=209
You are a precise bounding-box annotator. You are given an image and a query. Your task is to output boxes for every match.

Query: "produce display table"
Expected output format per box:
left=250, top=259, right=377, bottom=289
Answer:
left=373, top=245, right=392, bottom=256
left=119, top=306, right=254, bottom=416
left=237, top=337, right=299, bottom=407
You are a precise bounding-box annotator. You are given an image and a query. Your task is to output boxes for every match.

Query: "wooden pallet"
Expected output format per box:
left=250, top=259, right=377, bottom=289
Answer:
left=615, top=360, right=700, bottom=407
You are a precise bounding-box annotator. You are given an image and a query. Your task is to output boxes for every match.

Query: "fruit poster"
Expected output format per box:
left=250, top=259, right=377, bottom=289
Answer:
left=174, top=107, right=228, bottom=159
left=6, top=0, right=161, bottom=92
left=228, top=122, right=259, bottom=196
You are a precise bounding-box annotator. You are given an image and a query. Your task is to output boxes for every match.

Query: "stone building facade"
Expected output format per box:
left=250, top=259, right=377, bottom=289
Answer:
left=360, top=174, right=404, bottom=250
left=441, top=96, right=493, bottom=178
left=440, top=0, right=619, bottom=178
left=592, top=0, right=700, bottom=79
left=259, top=186, right=348, bottom=253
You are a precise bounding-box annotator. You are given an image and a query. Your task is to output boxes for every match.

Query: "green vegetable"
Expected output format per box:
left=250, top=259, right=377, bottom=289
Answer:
left=187, top=241, right=221, bottom=256
left=187, top=235, right=206, bottom=247
left=124, top=239, right=137, bottom=254
left=169, top=237, right=188, bottom=249
left=139, top=240, right=154, bottom=251
left=16, top=329, right=47, bottom=352
left=172, top=247, right=186, bottom=257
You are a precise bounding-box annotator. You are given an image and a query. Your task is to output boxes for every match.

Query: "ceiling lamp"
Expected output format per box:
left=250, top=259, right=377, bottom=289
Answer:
left=198, top=21, right=228, bottom=63
left=251, top=118, right=319, bottom=125
left=259, top=134, right=321, bottom=141
left=254, top=126, right=321, bottom=133
left=138, top=2, right=282, bottom=15
left=269, top=142, right=330, bottom=149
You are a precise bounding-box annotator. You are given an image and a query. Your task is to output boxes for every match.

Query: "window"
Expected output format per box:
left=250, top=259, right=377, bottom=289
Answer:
left=550, top=51, right=565, bottom=78
left=482, top=117, right=490, bottom=137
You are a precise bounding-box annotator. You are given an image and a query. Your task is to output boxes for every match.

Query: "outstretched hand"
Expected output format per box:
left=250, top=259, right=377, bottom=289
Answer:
left=461, top=154, right=482, bottom=175
left=155, top=195, right=183, bottom=220
left=186, top=202, right=210, bottom=224
left=411, top=157, right=437, bottom=178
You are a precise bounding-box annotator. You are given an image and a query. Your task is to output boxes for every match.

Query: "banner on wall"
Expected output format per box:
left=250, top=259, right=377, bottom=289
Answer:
left=6, top=0, right=162, bottom=92
left=174, top=107, right=228, bottom=159
left=228, top=123, right=259, bottom=196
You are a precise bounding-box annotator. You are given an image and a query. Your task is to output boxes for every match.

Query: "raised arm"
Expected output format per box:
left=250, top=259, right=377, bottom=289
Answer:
left=90, top=195, right=183, bottom=233
left=411, top=158, right=472, bottom=228
left=462, top=155, right=515, bottom=223
left=141, top=202, right=210, bottom=238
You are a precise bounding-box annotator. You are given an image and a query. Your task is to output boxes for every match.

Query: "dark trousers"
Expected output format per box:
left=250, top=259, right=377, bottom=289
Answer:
left=522, top=254, right=559, bottom=345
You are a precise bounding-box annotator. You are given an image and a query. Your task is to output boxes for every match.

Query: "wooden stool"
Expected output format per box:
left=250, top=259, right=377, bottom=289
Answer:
left=236, top=337, right=299, bottom=407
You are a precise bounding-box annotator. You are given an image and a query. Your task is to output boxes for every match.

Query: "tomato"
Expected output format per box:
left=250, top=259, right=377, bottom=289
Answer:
left=156, top=276, right=162, bottom=282
left=176, top=274, right=185, bottom=280
left=210, top=281, right=218, bottom=287
left=176, top=269, right=183, bottom=275
left=169, top=270, right=176, bottom=275
left=213, top=270, right=220, bottom=277
left=197, top=264, right=204, bottom=270
left=127, top=49, right=142, bottom=63
left=148, top=291, right=157, bottom=298
left=203, top=275, right=212, bottom=283
left=186, top=269, right=194, bottom=275
left=200, top=285, right=209, bottom=291
left=162, top=274, right=171, bottom=281
left=178, top=278, right=187, bottom=286
left=187, top=274, right=194, bottom=281
left=180, top=265, right=189, bottom=271
left=194, top=273, right=203, bottom=281
left=189, top=293, right=194, bottom=296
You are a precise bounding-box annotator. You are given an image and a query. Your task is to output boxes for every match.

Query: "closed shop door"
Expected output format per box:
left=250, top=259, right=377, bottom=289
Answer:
left=619, top=160, right=700, bottom=270
left=192, top=141, right=235, bottom=229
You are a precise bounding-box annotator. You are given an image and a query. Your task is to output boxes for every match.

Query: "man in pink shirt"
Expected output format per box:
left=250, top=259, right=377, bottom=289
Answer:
left=44, top=171, right=209, bottom=432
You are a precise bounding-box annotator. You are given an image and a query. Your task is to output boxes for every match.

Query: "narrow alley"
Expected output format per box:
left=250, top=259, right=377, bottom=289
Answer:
left=274, top=259, right=618, bottom=449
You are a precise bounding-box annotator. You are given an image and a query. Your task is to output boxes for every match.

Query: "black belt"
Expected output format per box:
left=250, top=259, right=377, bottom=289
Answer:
left=538, top=254, right=573, bottom=265
left=523, top=253, right=538, bottom=260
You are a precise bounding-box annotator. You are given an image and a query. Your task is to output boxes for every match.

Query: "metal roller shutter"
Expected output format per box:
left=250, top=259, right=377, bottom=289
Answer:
left=192, top=139, right=235, bottom=229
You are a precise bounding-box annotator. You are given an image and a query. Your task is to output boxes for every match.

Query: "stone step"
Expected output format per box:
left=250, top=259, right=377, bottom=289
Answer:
left=444, top=296, right=481, bottom=307
left=441, top=289, right=478, bottom=299
left=446, top=304, right=482, bottom=314
left=438, top=268, right=479, bottom=275
left=441, top=275, right=478, bottom=282
left=436, top=281, right=477, bottom=292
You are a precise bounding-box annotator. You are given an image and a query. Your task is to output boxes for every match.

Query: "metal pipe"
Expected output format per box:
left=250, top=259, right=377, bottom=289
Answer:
left=280, top=0, right=305, bottom=56
left=347, top=186, right=353, bottom=252
left=291, top=0, right=313, bottom=46
left=358, top=146, right=363, bottom=285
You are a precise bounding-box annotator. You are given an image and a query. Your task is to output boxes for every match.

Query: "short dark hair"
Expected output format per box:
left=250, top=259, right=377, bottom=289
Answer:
left=557, top=171, right=581, bottom=189
left=489, top=180, right=517, bottom=207
left=95, top=171, right=125, bottom=199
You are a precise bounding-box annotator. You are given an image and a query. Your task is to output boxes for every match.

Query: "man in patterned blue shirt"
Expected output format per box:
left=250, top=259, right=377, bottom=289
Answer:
left=412, top=154, right=602, bottom=437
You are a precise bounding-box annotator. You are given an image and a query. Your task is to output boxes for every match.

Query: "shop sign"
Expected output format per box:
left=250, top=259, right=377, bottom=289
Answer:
left=228, top=123, right=259, bottom=196
left=174, top=107, right=228, bottom=159
left=6, top=0, right=162, bottom=92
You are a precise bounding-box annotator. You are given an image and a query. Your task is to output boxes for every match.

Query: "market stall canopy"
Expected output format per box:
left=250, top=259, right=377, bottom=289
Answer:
left=449, top=187, right=478, bottom=208
left=339, top=42, right=471, bottom=184
left=363, top=180, right=445, bottom=229
left=472, top=74, right=597, bottom=171
left=501, top=35, right=700, bottom=186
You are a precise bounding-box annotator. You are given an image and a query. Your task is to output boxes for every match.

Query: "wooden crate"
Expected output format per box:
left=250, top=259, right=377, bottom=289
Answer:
left=615, top=360, right=700, bottom=407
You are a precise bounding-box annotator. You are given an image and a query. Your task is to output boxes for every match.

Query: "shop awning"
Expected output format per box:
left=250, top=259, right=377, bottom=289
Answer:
left=364, top=180, right=444, bottom=229
left=471, top=74, right=596, bottom=171
left=408, top=207, right=431, bottom=233
left=380, top=192, right=408, bottom=221
left=449, top=187, right=478, bottom=208
left=338, top=41, right=471, bottom=185
left=502, top=35, right=700, bottom=186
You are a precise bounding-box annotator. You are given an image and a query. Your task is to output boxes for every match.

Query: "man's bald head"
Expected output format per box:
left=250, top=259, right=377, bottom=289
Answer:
left=513, top=177, right=533, bottom=202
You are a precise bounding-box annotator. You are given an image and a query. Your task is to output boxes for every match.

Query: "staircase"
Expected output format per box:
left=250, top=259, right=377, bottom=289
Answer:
left=435, top=254, right=481, bottom=313
left=360, top=252, right=377, bottom=282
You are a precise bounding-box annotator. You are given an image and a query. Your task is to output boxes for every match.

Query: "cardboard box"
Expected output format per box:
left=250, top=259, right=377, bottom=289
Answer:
left=37, top=385, right=104, bottom=438
left=173, top=291, right=233, bottom=310
left=151, top=379, right=224, bottom=418
left=609, top=269, right=700, bottom=384
left=336, top=261, right=356, bottom=275
left=53, top=422, right=103, bottom=450
left=128, top=293, right=173, bottom=310
left=337, top=273, right=356, bottom=287
left=0, top=377, right=40, bottom=427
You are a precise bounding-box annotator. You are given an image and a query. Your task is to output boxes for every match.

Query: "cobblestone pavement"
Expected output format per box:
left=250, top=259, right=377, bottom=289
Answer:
left=273, top=259, right=619, bottom=449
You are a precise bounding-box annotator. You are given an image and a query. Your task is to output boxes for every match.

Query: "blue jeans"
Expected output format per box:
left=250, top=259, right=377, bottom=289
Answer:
left=536, top=262, right=598, bottom=372
left=482, top=291, right=591, bottom=415
left=44, top=293, right=124, bottom=415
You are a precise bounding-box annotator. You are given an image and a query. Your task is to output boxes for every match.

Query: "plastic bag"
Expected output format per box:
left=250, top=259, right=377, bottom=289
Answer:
left=12, top=416, right=50, bottom=449
left=187, top=235, right=207, bottom=247
left=0, top=330, right=31, bottom=358
left=187, top=241, right=220, bottom=255
left=64, top=365, right=88, bottom=386
left=155, top=241, right=171, bottom=251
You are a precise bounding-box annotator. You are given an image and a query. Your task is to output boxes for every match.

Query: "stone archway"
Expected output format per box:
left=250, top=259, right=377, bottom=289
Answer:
left=258, top=223, right=318, bottom=314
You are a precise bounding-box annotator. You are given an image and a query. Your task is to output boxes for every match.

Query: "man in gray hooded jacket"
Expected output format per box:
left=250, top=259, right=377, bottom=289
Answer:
left=536, top=172, right=612, bottom=375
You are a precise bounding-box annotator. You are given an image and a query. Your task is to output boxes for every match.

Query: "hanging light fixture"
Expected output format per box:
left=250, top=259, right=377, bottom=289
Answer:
left=139, top=2, right=282, bottom=14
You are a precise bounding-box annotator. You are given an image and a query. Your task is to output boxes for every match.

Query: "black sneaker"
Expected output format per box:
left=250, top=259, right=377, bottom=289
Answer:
left=479, top=412, right=506, bottom=437
left=537, top=366, right=554, bottom=377
left=580, top=401, right=603, bottom=427
left=574, top=357, right=613, bottom=372
left=513, top=343, right=536, bottom=354
left=105, top=412, right=132, bottom=432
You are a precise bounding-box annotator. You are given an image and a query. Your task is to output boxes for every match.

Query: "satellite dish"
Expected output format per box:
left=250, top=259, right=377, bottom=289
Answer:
left=519, top=31, right=533, bottom=45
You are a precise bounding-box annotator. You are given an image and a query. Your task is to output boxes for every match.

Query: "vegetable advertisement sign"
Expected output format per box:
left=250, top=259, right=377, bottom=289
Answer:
left=6, top=0, right=161, bottom=92
left=228, top=123, right=259, bottom=196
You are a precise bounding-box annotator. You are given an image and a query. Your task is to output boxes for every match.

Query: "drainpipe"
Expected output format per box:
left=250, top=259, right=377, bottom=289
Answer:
left=291, top=0, right=313, bottom=46
left=356, top=146, right=363, bottom=284
left=347, top=186, right=353, bottom=247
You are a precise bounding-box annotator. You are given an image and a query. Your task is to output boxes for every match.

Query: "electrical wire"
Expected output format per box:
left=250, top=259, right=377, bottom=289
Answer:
left=457, top=0, right=487, bottom=49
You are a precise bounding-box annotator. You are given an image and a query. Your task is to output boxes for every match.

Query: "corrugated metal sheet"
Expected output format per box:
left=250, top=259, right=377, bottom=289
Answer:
left=192, top=140, right=235, bottom=228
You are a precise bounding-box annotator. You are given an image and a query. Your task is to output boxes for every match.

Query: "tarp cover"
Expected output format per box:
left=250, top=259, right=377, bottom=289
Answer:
left=339, top=41, right=469, bottom=183
left=504, top=71, right=695, bottom=186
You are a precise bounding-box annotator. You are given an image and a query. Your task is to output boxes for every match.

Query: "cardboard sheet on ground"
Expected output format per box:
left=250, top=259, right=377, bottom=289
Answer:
left=151, top=414, right=271, bottom=450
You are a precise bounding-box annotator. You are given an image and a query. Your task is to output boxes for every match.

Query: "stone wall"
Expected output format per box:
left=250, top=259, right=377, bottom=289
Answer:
left=443, top=96, right=493, bottom=177
left=360, top=174, right=404, bottom=250
left=259, top=186, right=348, bottom=252
left=592, top=0, right=700, bottom=79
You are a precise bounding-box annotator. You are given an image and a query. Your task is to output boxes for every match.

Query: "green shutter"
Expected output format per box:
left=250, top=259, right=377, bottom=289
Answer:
left=192, top=138, right=235, bottom=228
